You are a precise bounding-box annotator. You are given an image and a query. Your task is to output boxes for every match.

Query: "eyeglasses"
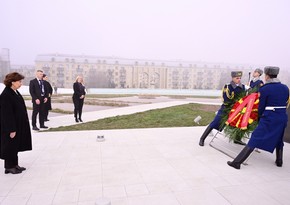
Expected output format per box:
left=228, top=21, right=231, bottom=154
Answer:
left=235, top=77, right=241, bottom=79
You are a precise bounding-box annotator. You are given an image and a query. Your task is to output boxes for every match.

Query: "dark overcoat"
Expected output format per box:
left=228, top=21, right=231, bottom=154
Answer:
left=72, top=82, right=86, bottom=100
left=44, top=80, right=53, bottom=110
left=0, top=87, right=32, bottom=159
left=248, top=82, right=289, bottom=152
left=72, top=82, right=86, bottom=106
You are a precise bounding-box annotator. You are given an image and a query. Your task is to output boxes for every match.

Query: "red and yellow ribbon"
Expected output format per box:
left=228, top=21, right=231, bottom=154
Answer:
left=225, top=93, right=259, bottom=130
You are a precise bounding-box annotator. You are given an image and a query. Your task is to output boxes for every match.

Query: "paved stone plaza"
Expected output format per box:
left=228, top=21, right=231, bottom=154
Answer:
left=1, top=101, right=290, bottom=205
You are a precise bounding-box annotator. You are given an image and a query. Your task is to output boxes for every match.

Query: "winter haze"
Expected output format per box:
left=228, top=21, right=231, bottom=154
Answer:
left=1, top=0, right=290, bottom=68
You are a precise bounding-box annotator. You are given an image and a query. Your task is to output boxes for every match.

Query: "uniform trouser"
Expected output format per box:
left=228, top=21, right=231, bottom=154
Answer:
left=4, top=153, right=18, bottom=169
left=32, top=98, right=46, bottom=127
left=73, top=98, right=84, bottom=119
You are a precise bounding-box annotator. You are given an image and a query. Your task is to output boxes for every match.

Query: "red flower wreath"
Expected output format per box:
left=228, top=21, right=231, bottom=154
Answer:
left=226, top=93, right=259, bottom=130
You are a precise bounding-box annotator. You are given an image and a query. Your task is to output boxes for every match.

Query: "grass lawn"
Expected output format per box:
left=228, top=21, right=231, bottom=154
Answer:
left=47, top=103, right=219, bottom=132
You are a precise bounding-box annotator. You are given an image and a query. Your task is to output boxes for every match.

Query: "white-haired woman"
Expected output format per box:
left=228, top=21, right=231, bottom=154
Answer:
left=72, top=76, right=86, bottom=122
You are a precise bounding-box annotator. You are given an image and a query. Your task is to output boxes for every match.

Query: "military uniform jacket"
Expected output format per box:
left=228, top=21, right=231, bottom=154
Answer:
left=0, top=87, right=32, bottom=159
left=209, top=82, right=245, bottom=130
left=248, top=81, right=289, bottom=152
left=250, top=79, right=263, bottom=91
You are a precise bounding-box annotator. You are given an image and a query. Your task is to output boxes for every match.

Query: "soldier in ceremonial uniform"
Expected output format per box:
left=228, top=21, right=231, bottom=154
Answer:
left=249, top=68, right=264, bottom=91
left=199, top=71, right=245, bottom=146
left=228, top=66, right=289, bottom=169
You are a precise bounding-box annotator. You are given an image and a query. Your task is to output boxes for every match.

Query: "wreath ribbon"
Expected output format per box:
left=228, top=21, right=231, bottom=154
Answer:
left=225, top=93, right=259, bottom=130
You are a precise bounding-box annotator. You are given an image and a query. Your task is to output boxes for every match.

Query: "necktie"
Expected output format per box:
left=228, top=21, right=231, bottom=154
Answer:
left=39, top=80, right=44, bottom=95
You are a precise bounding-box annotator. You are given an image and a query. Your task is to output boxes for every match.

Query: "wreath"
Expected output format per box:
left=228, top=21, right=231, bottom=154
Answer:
left=220, top=88, right=259, bottom=142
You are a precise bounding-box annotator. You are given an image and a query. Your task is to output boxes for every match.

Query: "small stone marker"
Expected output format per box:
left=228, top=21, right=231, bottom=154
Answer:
left=97, top=135, right=105, bottom=142
left=194, top=115, right=202, bottom=124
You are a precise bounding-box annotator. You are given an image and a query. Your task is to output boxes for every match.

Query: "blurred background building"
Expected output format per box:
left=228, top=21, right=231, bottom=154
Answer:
left=34, top=53, right=256, bottom=89
left=0, top=48, right=11, bottom=81
left=10, top=64, right=35, bottom=85
left=2, top=49, right=290, bottom=89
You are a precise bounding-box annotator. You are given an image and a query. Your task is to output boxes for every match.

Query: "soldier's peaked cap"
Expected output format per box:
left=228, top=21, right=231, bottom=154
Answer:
left=231, top=71, right=243, bottom=77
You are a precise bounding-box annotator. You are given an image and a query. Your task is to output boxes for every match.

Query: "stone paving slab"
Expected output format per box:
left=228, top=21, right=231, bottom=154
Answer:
left=0, top=127, right=290, bottom=205
left=1, top=101, right=290, bottom=205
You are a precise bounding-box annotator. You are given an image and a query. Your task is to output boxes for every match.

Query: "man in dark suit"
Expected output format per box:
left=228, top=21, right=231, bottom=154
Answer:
left=43, top=74, right=53, bottom=121
left=29, top=70, right=48, bottom=130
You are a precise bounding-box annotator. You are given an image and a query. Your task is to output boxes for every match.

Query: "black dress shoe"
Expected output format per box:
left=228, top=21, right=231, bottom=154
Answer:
left=75, top=118, right=79, bottom=122
left=32, top=126, right=40, bottom=131
left=199, top=139, right=204, bottom=146
left=15, top=165, right=26, bottom=171
left=79, top=118, right=83, bottom=122
left=275, top=160, right=283, bottom=167
left=40, top=126, right=48, bottom=129
left=44, top=119, right=49, bottom=122
left=227, top=161, right=241, bottom=169
left=5, top=168, right=22, bottom=174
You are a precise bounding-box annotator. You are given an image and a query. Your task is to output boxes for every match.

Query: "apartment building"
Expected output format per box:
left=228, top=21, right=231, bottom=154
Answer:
left=35, top=53, right=251, bottom=89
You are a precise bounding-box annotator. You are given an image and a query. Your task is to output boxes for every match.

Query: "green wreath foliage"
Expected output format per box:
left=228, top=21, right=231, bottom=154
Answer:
left=219, top=87, right=259, bottom=142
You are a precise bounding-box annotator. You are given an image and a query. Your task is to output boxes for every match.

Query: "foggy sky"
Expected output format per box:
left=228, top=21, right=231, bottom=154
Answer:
left=1, top=0, right=290, bottom=68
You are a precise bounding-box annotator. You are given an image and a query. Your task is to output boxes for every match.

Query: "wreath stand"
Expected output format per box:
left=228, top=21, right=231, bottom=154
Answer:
left=208, top=129, right=259, bottom=165
left=206, top=92, right=260, bottom=165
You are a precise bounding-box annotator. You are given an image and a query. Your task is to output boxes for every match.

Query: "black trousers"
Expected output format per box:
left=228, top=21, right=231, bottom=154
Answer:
left=44, top=109, right=49, bottom=120
left=73, top=98, right=84, bottom=119
left=32, top=98, right=46, bottom=127
left=4, top=153, right=18, bottom=169
left=44, top=97, right=52, bottom=120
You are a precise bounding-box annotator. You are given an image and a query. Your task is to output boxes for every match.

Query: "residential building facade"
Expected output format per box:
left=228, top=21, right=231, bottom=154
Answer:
left=35, top=53, right=254, bottom=90
left=2, top=51, right=290, bottom=90
left=10, top=65, right=35, bottom=85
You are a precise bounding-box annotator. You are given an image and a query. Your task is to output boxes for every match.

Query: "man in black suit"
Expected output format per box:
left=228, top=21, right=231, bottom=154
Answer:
left=29, top=70, right=48, bottom=130
left=43, top=74, right=53, bottom=121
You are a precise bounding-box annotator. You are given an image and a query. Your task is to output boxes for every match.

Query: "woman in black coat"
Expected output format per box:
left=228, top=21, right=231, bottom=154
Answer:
left=72, top=76, right=86, bottom=122
left=0, top=72, right=32, bottom=174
